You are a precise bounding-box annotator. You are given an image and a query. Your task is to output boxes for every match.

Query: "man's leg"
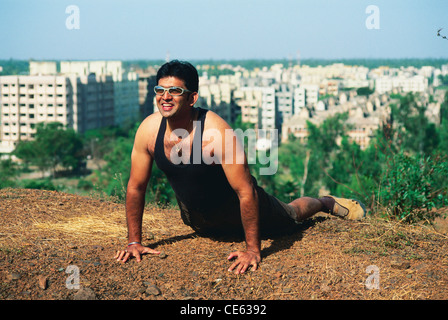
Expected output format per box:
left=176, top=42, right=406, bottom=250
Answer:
left=289, top=196, right=365, bottom=221
left=288, top=197, right=329, bottom=221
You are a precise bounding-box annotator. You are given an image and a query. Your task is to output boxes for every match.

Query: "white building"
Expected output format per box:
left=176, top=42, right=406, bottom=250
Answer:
left=1, top=74, right=72, bottom=153
left=0, top=73, right=115, bottom=154
left=60, top=60, right=139, bottom=127
left=293, top=87, right=306, bottom=114
left=234, top=87, right=262, bottom=126
left=29, top=61, right=57, bottom=76
left=375, top=75, right=428, bottom=94
left=0, top=60, right=139, bottom=154
left=259, top=87, right=277, bottom=131
left=60, top=60, right=123, bottom=80
left=276, top=84, right=294, bottom=124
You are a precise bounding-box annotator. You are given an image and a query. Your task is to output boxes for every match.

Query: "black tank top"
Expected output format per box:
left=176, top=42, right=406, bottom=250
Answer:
left=153, top=107, right=238, bottom=214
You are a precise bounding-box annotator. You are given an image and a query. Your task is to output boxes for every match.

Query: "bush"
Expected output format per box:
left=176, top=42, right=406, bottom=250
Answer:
left=378, top=152, right=448, bottom=223
left=21, top=179, right=57, bottom=191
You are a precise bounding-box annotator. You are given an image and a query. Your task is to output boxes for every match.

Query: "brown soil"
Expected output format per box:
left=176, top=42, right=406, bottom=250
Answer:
left=1, top=188, right=448, bottom=301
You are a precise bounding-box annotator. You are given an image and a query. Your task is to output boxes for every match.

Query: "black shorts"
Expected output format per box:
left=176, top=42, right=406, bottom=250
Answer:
left=177, top=185, right=299, bottom=238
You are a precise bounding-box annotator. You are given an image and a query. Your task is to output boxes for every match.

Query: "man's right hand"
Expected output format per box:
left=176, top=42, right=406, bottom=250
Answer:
left=115, top=243, right=160, bottom=263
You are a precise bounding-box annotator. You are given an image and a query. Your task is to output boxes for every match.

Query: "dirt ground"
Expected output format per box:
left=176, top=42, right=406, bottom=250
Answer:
left=1, top=188, right=448, bottom=302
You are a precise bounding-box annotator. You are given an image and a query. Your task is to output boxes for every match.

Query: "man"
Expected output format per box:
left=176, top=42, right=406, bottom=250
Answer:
left=115, top=60, right=366, bottom=274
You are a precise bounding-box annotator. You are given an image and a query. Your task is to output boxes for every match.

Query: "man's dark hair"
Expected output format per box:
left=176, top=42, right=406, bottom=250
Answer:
left=156, top=60, right=199, bottom=93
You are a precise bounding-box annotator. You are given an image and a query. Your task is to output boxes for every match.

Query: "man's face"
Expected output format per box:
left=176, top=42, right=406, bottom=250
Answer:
left=156, top=76, right=197, bottom=119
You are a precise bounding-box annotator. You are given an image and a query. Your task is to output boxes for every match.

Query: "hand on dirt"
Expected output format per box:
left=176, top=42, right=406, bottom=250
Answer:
left=227, top=250, right=261, bottom=274
left=115, top=243, right=160, bottom=263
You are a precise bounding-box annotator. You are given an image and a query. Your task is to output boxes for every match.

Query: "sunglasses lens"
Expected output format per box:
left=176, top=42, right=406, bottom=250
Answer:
left=168, top=87, right=184, bottom=96
left=154, top=86, right=165, bottom=95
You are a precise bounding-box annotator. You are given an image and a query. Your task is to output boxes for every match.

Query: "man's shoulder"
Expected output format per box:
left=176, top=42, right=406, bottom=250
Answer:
left=203, top=109, right=232, bottom=130
left=134, top=112, right=162, bottom=152
left=139, top=112, right=162, bottom=132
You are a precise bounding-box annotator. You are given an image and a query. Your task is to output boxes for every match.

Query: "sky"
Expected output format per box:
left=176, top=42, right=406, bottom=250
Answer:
left=1, top=0, right=448, bottom=61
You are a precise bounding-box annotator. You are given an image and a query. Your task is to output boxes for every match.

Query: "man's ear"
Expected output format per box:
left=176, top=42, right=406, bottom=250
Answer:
left=189, top=91, right=199, bottom=106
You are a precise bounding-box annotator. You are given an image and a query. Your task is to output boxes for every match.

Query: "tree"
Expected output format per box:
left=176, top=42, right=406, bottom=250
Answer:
left=304, top=112, right=349, bottom=196
left=390, top=93, right=439, bottom=155
left=378, top=151, right=448, bottom=223
left=356, top=87, right=374, bottom=96
left=437, top=91, right=448, bottom=153
left=0, top=159, right=19, bottom=188
left=14, top=122, right=85, bottom=177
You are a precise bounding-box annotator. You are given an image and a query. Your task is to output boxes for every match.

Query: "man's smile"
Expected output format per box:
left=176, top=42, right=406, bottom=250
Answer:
left=161, top=103, right=175, bottom=111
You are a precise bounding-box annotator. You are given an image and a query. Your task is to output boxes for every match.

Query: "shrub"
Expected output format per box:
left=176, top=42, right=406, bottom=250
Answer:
left=378, top=152, right=448, bottom=223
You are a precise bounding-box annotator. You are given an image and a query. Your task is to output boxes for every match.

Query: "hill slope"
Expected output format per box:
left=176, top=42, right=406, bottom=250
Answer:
left=1, top=188, right=447, bottom=300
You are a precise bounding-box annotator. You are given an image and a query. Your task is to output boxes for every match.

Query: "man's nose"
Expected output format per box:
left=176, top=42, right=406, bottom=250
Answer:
left=162, top=90, right=172, bottom=100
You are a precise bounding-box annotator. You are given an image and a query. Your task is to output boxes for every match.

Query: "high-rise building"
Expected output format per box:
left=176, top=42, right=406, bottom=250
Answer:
left=60, top=60, right=139, bottom=128
left=0, top=61, right=139, bottom=154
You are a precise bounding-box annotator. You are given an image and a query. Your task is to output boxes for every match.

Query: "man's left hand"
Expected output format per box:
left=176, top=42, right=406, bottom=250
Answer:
left=227, top=250, right=261, bottom=274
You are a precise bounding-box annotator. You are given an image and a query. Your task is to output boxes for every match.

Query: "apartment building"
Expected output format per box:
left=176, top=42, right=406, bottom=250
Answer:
left=234, top=87, right=261, bottom=126
left=258, top=87, right=277, bottom=131
left=0, top=72, right=115, bottom=154
left=346, top=113, right=381, bottom=150
left=0, top=61, right=139, bottom=154
left=1, top=74, right=70, bottom=153
left=136, top=69, right=157, bottom=118
left=60, top=60, right=139, bottom=127
left=276, top=84, right=294, bottom=124
left=281, top=108, right=314, bottom=143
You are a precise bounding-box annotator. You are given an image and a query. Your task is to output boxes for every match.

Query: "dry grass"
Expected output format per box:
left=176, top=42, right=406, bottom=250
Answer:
left=0, top=188, right=184, bottom=246
left=1, top=188, right=448, bottom=301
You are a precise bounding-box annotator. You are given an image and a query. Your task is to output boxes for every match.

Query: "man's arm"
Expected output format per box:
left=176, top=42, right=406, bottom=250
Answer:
left=225, top=162, right=261, bottom=274
left=206, top=112, right=261, bottom=273
left=115, top=118, right=160, bottom=263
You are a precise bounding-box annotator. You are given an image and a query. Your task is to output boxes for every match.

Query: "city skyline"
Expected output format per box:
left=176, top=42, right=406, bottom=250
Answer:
left=1, top=0, right=448, bottom=62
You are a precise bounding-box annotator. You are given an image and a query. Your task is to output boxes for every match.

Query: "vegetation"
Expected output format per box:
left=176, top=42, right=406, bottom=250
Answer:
left=251, top=92, right=448, bottom=223
left=13, top=122, right=85, bottom=177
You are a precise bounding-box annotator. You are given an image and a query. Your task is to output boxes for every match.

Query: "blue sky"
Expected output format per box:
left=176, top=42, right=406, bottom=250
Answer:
left=1, top=0, right=447, bottom=61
